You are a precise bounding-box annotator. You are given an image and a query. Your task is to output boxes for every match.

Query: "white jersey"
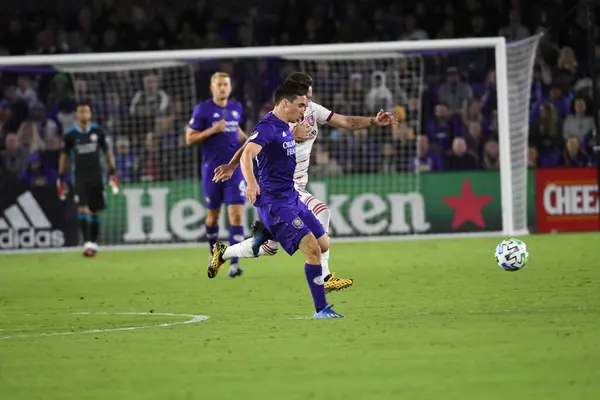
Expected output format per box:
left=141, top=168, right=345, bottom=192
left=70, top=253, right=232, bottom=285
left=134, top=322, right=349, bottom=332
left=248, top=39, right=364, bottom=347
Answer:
left=289, top=102, right=333, bottom=190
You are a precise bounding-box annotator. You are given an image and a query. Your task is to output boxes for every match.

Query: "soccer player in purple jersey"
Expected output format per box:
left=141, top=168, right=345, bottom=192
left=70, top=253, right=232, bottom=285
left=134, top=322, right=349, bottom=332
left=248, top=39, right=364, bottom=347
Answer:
left=208, top=79, right=343, bottom=318
left=185, top=72, right=248, bottom=278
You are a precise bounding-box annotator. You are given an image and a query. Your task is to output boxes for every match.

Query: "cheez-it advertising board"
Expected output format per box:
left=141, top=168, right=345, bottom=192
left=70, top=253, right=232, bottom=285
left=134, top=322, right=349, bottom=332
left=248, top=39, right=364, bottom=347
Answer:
left=536, top=167, right=599, bottom=233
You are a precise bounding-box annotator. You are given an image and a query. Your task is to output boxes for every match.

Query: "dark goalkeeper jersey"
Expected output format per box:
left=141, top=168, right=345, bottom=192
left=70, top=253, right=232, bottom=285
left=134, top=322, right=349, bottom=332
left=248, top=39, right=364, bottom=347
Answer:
left=63, top=123, right=108, bottom=183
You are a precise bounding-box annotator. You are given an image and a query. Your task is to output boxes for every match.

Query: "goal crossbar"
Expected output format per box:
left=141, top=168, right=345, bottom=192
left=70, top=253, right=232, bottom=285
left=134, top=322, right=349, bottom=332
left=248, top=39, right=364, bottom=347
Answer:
left=0, top=38, right=505, bottom=65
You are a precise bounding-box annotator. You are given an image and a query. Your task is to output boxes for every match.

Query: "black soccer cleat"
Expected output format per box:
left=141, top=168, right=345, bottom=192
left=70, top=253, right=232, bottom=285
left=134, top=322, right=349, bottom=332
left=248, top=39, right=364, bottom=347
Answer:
left=250, top=221, right=273, bottom=256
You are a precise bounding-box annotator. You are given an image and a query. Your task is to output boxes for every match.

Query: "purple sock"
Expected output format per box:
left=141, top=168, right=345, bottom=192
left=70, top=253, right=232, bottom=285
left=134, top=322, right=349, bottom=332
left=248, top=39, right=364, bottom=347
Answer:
left=206, top=225, right=219, bottom=255
left=304, top=263, right=327, bottom=312
left=229, top=225, right=244, bottom=264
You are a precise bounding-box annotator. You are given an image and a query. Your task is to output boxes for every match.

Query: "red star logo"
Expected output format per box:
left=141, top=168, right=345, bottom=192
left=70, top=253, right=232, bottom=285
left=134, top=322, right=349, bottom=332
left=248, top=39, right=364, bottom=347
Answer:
left=442, top=179, right=493, bottom=229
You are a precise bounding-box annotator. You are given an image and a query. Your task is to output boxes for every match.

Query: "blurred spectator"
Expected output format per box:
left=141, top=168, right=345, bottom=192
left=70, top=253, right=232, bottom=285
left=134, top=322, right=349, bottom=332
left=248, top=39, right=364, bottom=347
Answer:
left=16, top=75, right=38, bottom=109
left=437, top=19, right=455, bottom=39
left=482, top=140, right=500, bottom=170
left=310, top=143, right=343, bottom=177
left=465, top=120, right=485, bottom=159
left=138, top=132, right=159, bottom=181
left=528, top=146, right=539, bottom=169
left=0, top=132, right=28, bottom=176
left=30, top=102, right=59, bottom=138
left=365, top=72, right=393, bottom=113
left=115, top=137, right=138, bottom=182
left=530, top=102, right=563, bottom=165
left=401, top=15, right=428, bottom=41
left=338, top=129, right=378, bottom=174
left=480, top=71, right=497, bottom=117
left=17, top=122, right=44, bottom=154
left=346, top=74, right=365, bottom=115
left=462, top=99, right=487, bottom=129
left=445, top=137, right=478, bottom=171
left=437, top=67, right=473, bottom=113
left=0, top=101, right=14, bottom=137
left=411, top=135, right=442, bottom=172
left=563, top=137, right=589, bottom=167
left=41, top=133, right=62, bottom=170
left=424, top=103, right=463, bottom=151
left=563, top=98, right=595, bottom=141
left=129, top=74, right=170, bottom=117
left=47, top=74, right=75, bottom=111
left=21, top=153, right=58, bottom=188
left=557, top=47, right=578, bottom=76
left=380, top=142, right=399, bottom=174
left=198, top=20, right=228, bottom=48
left=499, top=8, right=531, bottom=42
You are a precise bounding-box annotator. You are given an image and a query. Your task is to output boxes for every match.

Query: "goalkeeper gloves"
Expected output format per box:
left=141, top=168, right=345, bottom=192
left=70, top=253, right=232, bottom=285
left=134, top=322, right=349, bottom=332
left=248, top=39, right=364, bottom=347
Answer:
left=108, top=169, right=120, bottom=194
left=56, top=174, right=68, bottom=201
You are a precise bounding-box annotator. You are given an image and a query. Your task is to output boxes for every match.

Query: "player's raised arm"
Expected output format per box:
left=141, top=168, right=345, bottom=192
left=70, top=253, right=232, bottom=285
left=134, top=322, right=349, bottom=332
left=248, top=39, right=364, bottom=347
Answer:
left=327, top=109, right=396, bottom=131
left=240, top=141, right=262, bottom=203
left=185, top=105, right=226, bottom=146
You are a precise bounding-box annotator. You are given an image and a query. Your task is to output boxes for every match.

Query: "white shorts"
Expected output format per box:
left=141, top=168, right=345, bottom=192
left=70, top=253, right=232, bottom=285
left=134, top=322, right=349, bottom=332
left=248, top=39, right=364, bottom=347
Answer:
left=297, top=189, right=328, bottom=220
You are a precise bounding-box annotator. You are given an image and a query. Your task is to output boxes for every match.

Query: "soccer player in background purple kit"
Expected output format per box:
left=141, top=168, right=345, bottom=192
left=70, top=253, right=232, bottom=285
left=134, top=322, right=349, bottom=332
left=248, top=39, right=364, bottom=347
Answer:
left=209, top=79, right=343, bottom=318
left=185, top=72, right=248, bottom=278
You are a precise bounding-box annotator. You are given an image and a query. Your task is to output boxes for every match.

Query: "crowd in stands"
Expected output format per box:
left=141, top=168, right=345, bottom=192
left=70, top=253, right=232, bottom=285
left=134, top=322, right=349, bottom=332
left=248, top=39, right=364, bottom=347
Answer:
left=0, top=0, right=597, bottom=187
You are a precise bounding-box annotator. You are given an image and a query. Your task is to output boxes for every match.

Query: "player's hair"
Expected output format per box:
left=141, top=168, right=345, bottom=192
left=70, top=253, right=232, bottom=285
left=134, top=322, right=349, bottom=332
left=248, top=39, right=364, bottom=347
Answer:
left=76, top=100, right=92, bottom=110
left=211, top=72, right=230, bottom=82
left=284, top=72, right=313, bottom=87
left=273, top=81, right=309, bottom=105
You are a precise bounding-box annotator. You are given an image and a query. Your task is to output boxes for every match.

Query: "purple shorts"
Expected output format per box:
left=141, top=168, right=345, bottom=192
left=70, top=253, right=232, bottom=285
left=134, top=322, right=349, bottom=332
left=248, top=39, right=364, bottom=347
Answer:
left=256, top=194, right=326, bottom=255
left=202, top=166, right=246, bottom=209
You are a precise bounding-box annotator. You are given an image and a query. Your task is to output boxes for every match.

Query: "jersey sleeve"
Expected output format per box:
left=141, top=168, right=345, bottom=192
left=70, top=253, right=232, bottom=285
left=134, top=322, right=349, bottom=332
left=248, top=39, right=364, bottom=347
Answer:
left=98, top=131, right=108, bottom=151
left=312, top=102, right=334, bottom=125
left=63, top=133, right=74, bottom=154
left=188, top=104, right=207, bottom=131
left=248, top=124, right=271, bottom=148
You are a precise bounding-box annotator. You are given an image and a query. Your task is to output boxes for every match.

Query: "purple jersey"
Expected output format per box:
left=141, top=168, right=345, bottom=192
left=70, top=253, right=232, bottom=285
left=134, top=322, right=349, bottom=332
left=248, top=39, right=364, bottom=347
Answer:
left=248, top=112, right=298, bottom=206
left=249, top=112, right=325, bottom=255
left=189, top=99, right=243, bottom=166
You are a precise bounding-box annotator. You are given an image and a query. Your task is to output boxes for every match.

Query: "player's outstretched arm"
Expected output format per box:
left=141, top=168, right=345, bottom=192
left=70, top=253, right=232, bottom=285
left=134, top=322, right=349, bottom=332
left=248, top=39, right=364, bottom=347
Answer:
left=240, top=142, right=262, bottom=203
left=327, top=109, right=396, bottom=131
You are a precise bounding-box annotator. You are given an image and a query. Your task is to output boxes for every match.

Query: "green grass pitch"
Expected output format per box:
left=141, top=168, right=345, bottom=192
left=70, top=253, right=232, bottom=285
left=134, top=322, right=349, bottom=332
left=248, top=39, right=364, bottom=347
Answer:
left=1, top=233, right=599, bottom=399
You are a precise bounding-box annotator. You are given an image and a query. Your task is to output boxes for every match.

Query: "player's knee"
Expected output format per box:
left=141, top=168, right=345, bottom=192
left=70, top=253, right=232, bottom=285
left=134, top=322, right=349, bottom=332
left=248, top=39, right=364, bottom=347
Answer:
left=77, top=206, right=90, bottom=214
left=227, top=205, right=244, bottom=226
left=317, top=234, right=330, bottom=253
left=205, top=209, right=220, bottom=227
left=302, top=235, right=321, bottom=262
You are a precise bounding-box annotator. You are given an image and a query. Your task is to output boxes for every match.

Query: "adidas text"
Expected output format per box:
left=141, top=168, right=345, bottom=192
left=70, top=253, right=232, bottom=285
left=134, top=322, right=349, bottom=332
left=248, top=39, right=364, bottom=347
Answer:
left=0, top=229, right=65, bottom=249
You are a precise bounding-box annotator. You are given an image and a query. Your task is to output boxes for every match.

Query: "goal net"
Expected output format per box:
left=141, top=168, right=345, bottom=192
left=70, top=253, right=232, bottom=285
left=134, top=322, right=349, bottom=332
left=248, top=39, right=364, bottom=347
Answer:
left=0, top=36, right=540, bottom=251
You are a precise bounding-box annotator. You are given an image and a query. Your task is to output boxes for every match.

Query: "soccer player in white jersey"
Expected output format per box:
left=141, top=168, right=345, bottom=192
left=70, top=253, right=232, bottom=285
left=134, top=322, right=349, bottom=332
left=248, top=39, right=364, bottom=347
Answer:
left=213, top=72, right=395, bottom=291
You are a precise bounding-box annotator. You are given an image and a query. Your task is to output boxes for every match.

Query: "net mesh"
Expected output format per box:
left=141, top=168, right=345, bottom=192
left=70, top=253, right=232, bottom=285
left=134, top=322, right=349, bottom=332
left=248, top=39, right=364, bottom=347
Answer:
left=0, top=37, right=542, bottom=248
left=67, top=62, right=200, bottom=244
left=294, top=55, right=425, bottom=235
left=506, top=35, right=542, bottom=234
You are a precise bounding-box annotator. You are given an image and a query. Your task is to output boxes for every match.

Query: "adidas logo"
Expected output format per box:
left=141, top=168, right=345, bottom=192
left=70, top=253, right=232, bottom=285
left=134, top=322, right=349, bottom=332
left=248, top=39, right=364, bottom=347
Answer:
left=282, top=131, right=287, bottom=137
left=213, top=112, right=220, bottom=118
left=0, top=192, right=65, bottom=249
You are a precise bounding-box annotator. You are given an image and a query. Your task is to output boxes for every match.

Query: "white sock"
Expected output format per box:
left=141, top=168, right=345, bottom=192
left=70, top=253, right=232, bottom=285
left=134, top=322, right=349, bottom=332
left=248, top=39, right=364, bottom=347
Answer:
left=313, top=204, right=331, bottom=278
left=222, top=238, right=279, bottom=260
left=321, top=250, right=331, bottom=278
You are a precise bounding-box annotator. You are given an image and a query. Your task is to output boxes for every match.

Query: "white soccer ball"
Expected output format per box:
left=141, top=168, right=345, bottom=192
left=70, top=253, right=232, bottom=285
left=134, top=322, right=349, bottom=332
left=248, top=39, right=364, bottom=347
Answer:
left=495, top=238, right=529, bottom=271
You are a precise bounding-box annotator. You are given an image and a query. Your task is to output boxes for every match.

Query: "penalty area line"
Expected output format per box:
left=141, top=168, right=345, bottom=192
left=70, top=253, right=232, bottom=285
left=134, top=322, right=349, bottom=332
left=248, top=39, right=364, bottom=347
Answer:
left=0, top=312, right=209, bottom=340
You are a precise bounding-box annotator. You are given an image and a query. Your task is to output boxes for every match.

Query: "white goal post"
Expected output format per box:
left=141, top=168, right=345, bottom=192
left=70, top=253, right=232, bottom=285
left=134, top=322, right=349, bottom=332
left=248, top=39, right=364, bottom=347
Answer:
left=0, top=36, right=540, bottom=252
